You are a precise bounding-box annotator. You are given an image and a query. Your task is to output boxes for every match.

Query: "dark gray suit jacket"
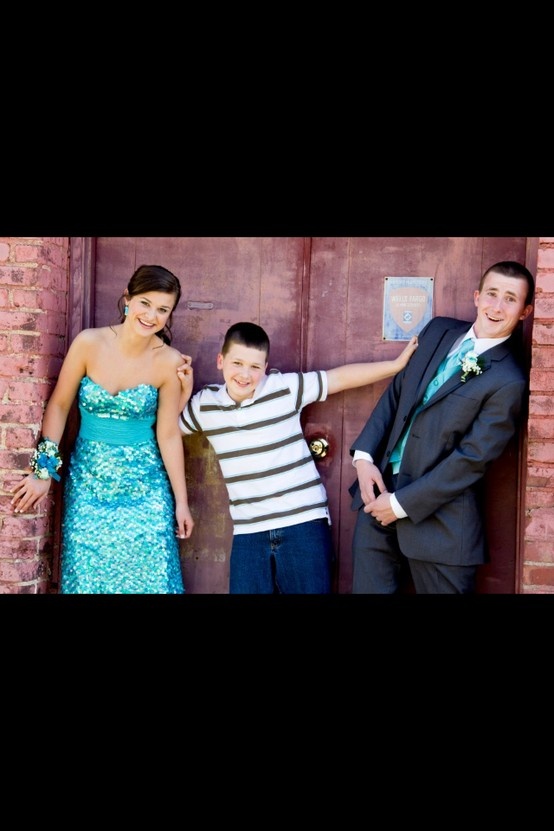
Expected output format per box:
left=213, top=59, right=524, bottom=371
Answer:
left=349, top=316, right=528, bottom=566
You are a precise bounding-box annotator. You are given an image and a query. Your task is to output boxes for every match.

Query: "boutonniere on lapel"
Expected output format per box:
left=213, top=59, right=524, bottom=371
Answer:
left=460, top=351, right=485, bottom=383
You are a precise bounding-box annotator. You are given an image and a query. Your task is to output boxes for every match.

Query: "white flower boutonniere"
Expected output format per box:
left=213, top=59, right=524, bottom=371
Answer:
left=460, top=350, right=484, bottom=383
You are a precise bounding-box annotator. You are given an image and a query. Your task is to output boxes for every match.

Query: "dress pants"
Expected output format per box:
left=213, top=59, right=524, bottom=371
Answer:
left=352, top=467, right=477, bottom=594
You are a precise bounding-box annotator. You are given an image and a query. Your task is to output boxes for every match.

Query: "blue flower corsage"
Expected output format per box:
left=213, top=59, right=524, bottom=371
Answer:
left=29, top=437, right=63, bottom=481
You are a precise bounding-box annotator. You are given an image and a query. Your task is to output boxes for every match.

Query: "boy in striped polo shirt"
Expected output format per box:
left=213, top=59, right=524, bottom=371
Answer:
left=178, top=322, right=417, bottom=594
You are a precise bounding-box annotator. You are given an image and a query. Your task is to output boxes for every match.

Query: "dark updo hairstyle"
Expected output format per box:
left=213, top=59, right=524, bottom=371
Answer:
left=117, top=264, right=182, bottom=345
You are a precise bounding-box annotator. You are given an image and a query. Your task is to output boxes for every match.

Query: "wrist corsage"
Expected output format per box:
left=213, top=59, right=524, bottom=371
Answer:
left=460, top=351, right=484, bottom=383
left=29, top=437, right=63, bottom=481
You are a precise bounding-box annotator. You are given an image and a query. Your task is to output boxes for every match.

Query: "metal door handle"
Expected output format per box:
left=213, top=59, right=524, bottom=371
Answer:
left=309, top=437, right=329, bottom=459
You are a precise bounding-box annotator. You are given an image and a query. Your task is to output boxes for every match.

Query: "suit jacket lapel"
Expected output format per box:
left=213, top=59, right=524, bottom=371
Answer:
left=415, top=326, right=466, bottom=401
left=420, top=338, right=510, bottom=407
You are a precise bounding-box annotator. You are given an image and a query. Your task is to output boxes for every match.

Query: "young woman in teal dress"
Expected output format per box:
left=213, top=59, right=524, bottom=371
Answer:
left=11, top=264, right=194, bottom=593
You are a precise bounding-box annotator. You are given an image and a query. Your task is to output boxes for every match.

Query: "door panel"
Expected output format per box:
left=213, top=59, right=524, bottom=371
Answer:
left=303, top=237, right=528, bottom=593
left=93, top=237, right=306, bottom=593
left=87, top=236, right=528, bottom=593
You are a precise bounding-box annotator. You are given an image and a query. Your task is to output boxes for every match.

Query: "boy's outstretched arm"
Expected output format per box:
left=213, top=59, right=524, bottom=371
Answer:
left=176, top=354, right=194, bottom=411
left=326, top=335, right=418, bottom=395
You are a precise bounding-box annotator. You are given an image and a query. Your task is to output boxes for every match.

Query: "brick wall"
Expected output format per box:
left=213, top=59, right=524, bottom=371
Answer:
left=523, top=238, right=554, bottom=592
left=0, top=238, right=69, bottom=593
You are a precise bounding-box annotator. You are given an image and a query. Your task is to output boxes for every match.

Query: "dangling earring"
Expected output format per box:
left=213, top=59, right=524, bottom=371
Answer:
left=124, top=305, right=129, bottom=316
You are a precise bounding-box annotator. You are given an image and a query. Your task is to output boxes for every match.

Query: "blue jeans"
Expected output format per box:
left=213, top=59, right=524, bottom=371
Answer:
left=229, top=519, right=334, bottom=594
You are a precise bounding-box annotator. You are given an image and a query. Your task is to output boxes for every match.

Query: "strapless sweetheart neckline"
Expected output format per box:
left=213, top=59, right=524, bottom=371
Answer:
left=83, top=375, right=156, bottom=397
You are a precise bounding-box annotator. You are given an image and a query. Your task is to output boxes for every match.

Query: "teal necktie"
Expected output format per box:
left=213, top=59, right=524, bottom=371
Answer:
left=421, top=337, right=475, bottom=403
left=389, top=337, right=475, bottom=474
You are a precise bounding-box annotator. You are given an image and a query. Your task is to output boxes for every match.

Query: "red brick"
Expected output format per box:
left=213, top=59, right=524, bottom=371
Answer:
left=528, top=418, right=554, bottom=438
left=525, top=489, right=554, bottom=509
left=10, top=288, right=41, bottom=309
left=40, top=289, right=66, bottom=313
left=46, top=315, right=66, bottom=336
left=524, top=508, right=554, bottom=536
left=0, top=561, right=41, bottom=582
left=529, top=370, right=554, bottom=391
left=525, top=463, right=554, bottom=479
left=522, top=565, right=554, bottom=586
left=0, top=403, right=45, bottom=426
left=526, top=442, right=554, bottom=463
left=534, top=296, right=554, bottom=317
left=521, top=585, right=554, bottom=594
left=0, top=538, right=38, bottom=558
left=9, top=333, right=42, bottom=352
left=536, top=273, right=554, bottom=292
left=522, top=539, right=554, bottom=561
left=0, top=356, right=41, bottom=380
left=529, top=346, right=554, bottom=368
left=0, top=310, right=38, bottom=330
left=36, top=581, right=51, bottom=594
left=0, top=584, right=33, bottom=594
left=537, top=249, right=554, bottom=268
left=528, top=397, right=554, bottom=415
left=0, top=266, right=38, bottom=286
left=5, top=427, right=39, bottom=449
left=14, top=245, right=42, bottom=263
left=531, top=323, right=554, bottom=345
left=36, top=264, right=67, bottom=290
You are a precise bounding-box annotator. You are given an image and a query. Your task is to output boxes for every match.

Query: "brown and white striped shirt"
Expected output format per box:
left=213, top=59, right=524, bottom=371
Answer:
left=179, top=369, right=331, bottom=534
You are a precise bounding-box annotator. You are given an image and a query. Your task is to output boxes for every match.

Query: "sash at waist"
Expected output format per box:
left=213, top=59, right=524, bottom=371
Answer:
left=79, top=407, right=156, bottom=445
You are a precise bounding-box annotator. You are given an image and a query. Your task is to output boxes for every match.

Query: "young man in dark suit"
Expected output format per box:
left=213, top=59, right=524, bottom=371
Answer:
left=350, top=260, right=535, bottom=594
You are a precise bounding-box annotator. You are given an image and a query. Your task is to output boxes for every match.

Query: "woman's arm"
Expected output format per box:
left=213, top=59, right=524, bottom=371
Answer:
left=157, top=362, right=194, bottom=540
left=11, top=331, right=89, bottom=513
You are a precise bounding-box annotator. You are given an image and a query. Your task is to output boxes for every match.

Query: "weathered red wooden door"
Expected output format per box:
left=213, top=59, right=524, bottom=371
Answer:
left=91, top=237, right=309, bottom=593
left=70, top=236, right=531, bottom=593
left=302, top=237, right=531, bottom=594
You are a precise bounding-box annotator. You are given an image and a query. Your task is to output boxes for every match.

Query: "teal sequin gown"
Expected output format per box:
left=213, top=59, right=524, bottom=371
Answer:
left=60, top=376, right=185, bottom=594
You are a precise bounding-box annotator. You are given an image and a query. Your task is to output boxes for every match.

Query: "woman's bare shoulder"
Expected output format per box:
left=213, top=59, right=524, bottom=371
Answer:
left=74, top=326, right=116, bottom=345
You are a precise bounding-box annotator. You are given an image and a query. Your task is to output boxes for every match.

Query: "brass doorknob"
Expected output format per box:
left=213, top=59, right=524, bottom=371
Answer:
left=309, top=437, right=329, bottom=459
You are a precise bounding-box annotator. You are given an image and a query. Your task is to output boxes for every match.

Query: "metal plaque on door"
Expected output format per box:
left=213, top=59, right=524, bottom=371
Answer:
left=382, top=276, right=434, bottom=340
